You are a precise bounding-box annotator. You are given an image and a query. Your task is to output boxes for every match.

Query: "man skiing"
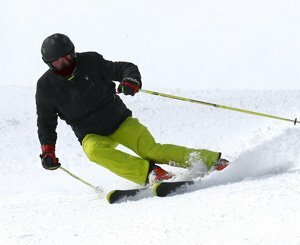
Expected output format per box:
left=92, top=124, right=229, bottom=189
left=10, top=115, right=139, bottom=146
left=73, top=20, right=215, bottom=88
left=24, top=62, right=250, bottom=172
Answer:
left=36, top=33, right=228, bottom=185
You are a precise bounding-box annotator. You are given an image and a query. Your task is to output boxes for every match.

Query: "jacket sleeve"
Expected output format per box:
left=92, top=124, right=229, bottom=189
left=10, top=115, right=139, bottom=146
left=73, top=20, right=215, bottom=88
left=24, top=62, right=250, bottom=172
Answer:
left=98, top=54, right=142, bottom=86
left=36, top=81, right=58, bottom=145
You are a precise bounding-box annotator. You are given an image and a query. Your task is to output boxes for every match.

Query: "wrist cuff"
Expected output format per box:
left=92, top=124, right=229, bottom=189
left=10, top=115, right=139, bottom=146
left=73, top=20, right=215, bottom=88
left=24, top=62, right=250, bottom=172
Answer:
left=41, top=144, right=55, bottom=153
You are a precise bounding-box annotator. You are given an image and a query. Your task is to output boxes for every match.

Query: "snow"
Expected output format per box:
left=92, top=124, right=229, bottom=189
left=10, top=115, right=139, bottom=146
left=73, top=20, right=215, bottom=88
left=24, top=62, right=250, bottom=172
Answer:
left=1, top=0, right=300, bottom=244
left=0, top=86, right=300, bottom=244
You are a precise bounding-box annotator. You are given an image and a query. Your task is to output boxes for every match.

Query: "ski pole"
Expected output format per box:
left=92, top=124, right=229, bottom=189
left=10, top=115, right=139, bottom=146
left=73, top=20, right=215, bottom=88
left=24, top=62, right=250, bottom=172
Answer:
left=140, top=89, right=298, bottom=125
left=59, top=166, right=103, bottom=193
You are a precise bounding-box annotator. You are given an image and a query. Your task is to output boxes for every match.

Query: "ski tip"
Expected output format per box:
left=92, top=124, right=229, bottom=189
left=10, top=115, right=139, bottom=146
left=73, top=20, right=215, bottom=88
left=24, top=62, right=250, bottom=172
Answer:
left=152, top=182, right=161, bottom=196
left=106, top=190, right=117, bottom=204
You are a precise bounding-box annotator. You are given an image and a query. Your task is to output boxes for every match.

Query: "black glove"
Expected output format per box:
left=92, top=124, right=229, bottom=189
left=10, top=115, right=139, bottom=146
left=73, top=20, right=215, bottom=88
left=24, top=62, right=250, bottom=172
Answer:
left=40, top=145, right=61, bottom=170
left=117, top=77, right=141, bottom=96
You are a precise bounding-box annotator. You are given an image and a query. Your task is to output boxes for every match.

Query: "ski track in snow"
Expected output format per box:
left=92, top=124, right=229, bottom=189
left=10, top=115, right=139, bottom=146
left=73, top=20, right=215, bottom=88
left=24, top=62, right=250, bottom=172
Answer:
left=1, top=86, right=300, bottom=245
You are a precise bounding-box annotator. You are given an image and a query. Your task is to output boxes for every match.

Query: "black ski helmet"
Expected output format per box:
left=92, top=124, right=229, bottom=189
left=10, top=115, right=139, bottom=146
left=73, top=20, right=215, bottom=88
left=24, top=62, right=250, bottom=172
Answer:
left=41, top=33, right=75, bottom=63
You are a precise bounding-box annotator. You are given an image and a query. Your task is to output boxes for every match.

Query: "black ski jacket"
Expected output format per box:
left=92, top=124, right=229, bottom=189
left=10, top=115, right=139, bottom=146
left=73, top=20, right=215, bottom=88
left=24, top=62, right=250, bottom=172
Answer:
left=36, top=52, right=141, bottom=145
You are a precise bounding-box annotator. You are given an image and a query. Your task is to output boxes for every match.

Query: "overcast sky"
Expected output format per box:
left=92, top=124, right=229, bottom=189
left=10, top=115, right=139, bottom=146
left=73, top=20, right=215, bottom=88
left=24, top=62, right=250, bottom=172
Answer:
left=1, top=0, right=300, bottom=89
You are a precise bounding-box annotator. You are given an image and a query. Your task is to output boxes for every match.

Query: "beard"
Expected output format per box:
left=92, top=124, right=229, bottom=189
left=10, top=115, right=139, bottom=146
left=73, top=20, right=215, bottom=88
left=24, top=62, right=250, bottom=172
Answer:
left=54, top=58, right=77, bottom=78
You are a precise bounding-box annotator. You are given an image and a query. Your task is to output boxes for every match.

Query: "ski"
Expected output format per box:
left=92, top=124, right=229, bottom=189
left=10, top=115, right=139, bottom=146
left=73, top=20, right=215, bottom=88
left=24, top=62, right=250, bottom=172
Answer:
left=106, top=187, right=149, bottom=204
left=153, top=180, right=194, bottom=197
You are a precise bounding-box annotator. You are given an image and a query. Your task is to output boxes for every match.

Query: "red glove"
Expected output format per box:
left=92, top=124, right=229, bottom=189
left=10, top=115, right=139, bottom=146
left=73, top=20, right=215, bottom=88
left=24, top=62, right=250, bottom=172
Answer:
left=117, top=77, right=141, bottom=96
left=40, top=145, right=61, bottom=170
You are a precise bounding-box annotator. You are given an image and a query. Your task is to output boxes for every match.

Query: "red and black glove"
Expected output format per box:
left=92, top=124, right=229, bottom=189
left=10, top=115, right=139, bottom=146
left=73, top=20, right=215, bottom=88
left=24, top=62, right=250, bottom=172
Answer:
left=117, top=77, right=141, bottom=96
left=40, top=145, right=61, bottom=170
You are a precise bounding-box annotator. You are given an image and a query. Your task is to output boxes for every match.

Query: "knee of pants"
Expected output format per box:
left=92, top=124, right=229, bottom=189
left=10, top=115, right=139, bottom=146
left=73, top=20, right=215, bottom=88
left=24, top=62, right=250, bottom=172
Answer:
left=83, top=141, right=99, bottom=162
left=82, top=135, right=117, bottom=162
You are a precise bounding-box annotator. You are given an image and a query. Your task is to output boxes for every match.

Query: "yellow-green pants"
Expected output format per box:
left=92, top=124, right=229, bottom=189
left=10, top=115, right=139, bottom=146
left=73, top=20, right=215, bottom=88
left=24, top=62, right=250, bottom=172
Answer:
left=82, top=117, right=220, bottom=184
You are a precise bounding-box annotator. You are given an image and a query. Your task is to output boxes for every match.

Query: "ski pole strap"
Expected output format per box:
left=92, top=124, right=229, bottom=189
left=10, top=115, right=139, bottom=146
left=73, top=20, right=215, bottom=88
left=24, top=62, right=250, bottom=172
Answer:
left=140, top=89, right=299, bottom=125
left=59, top=166, right=103, bottom=192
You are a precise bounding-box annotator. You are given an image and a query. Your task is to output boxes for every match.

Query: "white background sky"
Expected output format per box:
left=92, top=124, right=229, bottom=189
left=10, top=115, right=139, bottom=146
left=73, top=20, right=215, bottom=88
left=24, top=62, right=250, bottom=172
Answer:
left=1, top=0, right=300, bottom=89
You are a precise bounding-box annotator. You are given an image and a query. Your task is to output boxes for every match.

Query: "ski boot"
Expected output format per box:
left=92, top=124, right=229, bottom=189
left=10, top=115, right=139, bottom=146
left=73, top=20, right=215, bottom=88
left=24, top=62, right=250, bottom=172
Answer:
left=213, top=158, right=229, bottom=171
left=148, top=164, right=174, bottom=185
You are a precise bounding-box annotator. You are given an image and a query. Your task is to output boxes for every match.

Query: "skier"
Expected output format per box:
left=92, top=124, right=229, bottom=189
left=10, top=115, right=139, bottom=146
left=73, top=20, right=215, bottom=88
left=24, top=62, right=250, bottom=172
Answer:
left=36, top=33, right=228, bottom=185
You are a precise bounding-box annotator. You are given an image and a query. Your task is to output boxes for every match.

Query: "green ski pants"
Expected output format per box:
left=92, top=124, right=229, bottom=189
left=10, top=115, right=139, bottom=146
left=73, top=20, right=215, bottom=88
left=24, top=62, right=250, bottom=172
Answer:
left=82, top=117, right=220, bottom=184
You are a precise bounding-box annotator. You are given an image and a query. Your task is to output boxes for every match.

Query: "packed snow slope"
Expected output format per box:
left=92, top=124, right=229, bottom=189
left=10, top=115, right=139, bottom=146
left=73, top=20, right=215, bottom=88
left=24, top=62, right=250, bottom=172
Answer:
left=0, top=86, right=300, bottom=245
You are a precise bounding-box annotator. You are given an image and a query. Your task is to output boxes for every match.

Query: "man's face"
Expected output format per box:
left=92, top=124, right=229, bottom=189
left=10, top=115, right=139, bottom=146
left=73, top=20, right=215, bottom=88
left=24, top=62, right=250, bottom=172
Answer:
left=49, top=52, right=77, bottom=78
left=51, top=54, right=73, bottom=71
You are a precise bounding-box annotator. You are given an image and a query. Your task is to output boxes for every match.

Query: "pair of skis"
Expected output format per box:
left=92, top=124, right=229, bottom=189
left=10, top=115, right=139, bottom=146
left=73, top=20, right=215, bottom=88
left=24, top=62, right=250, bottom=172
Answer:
left=106, top=160, right=230, bottom=204
left=107, top=180, right=195, bottom=204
